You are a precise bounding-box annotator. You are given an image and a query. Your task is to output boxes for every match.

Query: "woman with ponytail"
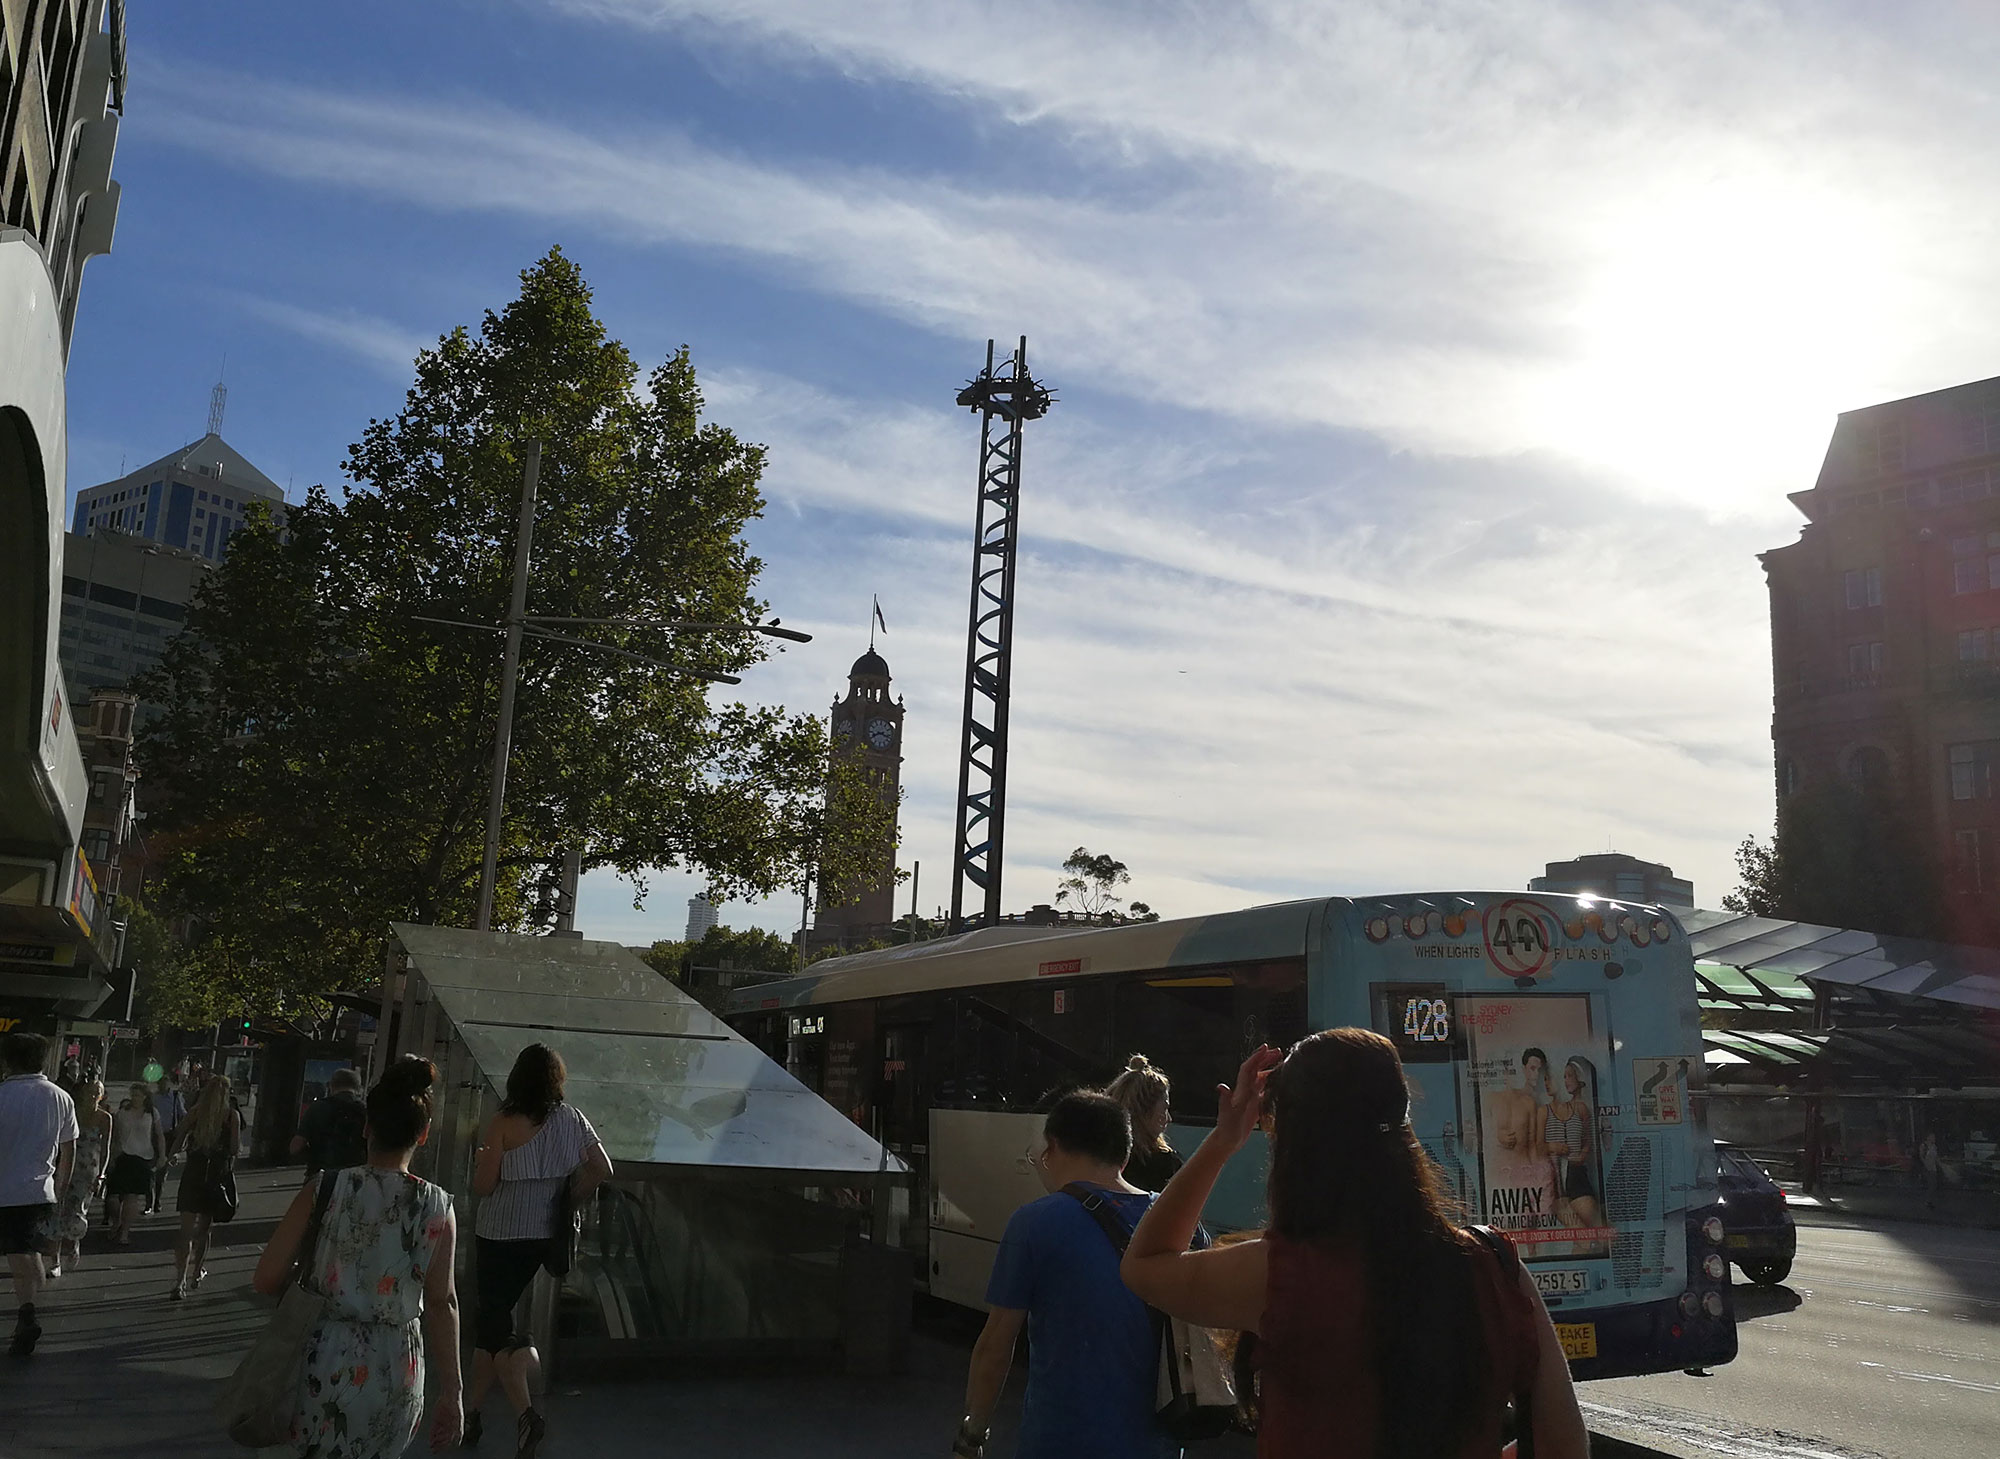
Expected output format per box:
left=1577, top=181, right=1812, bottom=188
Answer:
left=1120, top=1031, right=1588, bottom=1459
left=1106, top=1055, right=1181, bottom=1193
left=253, top=1055, right=462, bottom=1457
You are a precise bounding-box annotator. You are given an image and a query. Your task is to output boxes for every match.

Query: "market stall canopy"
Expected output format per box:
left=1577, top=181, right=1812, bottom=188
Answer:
left=389, top=923, right=905, bottom=1179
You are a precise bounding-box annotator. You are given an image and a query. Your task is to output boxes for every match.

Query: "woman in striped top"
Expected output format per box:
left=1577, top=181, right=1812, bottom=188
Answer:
left=1543, top=1057, right=1604, bottom=1231
left=467, top=1044, right=611, bottom=1458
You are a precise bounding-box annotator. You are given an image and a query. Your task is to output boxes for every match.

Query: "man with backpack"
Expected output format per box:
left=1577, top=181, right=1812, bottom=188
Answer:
left=954, top=1089, right=1191, bottom=1459
left=289, top=1067, right=368, bottom=1182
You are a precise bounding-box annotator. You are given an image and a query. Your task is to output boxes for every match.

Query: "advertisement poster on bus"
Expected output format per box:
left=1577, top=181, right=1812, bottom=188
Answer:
left=1462, top=992, right=1613, bottom=1261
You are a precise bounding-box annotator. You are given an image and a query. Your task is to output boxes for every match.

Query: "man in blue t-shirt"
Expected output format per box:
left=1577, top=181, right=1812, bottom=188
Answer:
left=954, top=1089, right=1177, bottom=1459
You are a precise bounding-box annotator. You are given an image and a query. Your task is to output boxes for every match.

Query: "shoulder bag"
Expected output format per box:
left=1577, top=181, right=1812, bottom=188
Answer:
left=1063, top=1184, right=1238, bottom=1442
left=1469, top=1225, right=1537, bottom=1459
left=215, top=1171, right=337, bottom=1448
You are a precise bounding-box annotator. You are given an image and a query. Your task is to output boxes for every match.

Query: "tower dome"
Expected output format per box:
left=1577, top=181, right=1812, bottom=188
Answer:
left=850, top=649, right=890, bottom=682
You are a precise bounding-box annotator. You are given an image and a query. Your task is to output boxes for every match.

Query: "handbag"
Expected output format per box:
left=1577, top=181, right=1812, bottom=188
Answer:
left=1064, top=1184, right=1238, bottom=1442
left=209, top=1165, right=240, bottom=1224
left=215, top=1171, right=337, bottom=1448
left=1470, top=1226, right=1536, bottom=1459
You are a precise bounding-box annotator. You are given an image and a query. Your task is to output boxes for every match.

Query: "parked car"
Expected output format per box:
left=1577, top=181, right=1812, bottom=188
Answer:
left=1716, top=1144, right=1797, bottom=1284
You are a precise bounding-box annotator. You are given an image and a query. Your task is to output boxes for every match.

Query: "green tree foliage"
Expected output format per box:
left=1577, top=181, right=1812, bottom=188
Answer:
left=136, top=250, right=892, bottom=1017
left=1723, top=779, right=1945, bottom=938
left=1054, top=847, right=1161, bottom=921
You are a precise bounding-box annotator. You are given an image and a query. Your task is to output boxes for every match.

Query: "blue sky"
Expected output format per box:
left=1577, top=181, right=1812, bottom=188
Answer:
left=64, top=2, right=2000, bottom=944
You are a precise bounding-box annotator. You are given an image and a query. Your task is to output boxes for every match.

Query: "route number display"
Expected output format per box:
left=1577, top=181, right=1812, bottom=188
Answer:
left=1403, top=996, right=1451, bottom=1044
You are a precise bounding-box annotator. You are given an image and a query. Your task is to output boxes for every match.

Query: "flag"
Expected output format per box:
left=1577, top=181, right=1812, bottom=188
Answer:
left=873, top=596, right=887, bottom=634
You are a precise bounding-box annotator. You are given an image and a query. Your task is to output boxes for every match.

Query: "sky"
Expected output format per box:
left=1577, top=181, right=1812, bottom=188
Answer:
left=63, top=1, right=2000, bottom=945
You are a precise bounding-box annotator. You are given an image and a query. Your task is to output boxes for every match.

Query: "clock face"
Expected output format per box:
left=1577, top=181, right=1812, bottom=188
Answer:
left=836, top=717, right=854, bottom=739
left=866, top=718, right=895, bottom=750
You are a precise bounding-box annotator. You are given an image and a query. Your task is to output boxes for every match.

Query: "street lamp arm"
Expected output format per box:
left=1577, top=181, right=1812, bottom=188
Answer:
left=519, top=626, right=743, bottom=684
left=412, top=615, right=506, bottom=635
left=524, top=615, right=812, bottom=643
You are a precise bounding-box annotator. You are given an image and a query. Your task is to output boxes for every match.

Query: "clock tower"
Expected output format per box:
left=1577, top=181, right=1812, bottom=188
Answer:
left=813, top=647, right=904, bottom=944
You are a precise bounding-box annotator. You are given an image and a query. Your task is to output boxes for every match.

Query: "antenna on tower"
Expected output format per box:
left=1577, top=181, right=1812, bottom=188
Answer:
left=208, top=379, right=227, bottom=437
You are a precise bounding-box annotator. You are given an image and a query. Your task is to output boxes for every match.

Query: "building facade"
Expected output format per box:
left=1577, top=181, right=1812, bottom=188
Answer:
left=58, top=527, right=203, bottom=703
left=1762, top=374, right=2000, bottom=942
left=809, top=649, right=904, bottom=950
left=71, top=431, right=285, bottom=562
left=1, top=0, right=125, bottom=1045
left=1530, top=852, right=1693, bottom=909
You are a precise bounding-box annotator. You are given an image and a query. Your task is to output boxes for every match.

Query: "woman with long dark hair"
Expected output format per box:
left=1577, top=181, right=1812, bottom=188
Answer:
left=1121, top=1030, right=1587, bottom=1459
left=466, top=1043, right=611, bottom=1458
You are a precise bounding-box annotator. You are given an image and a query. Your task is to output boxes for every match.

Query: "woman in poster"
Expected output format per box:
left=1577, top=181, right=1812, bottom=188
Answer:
left=1544, top=1057, right=1604, bottom=1232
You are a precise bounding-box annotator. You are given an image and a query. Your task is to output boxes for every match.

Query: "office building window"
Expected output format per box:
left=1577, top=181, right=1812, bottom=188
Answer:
left=1846, top=641, right=1884, bottom=678
left=1960, top=630, right=1991, bottom=662
left=1956, top=829, right=1985, bottom=893
left=1849, top=746, right=1890, bottom=794
left=1843, top=567, right=1882, bottom=608
left=1781, top=758, right=1801, bottom=797
left=1950, top=743, right=1996, bottom=801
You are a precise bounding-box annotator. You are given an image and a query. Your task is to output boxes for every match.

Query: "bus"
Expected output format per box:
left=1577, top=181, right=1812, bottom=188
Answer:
left=724, top=891, right=1737, bottom=1380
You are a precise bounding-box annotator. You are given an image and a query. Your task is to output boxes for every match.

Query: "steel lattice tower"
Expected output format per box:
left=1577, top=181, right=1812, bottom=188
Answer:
left=949, top=337, right=1053, bottom=932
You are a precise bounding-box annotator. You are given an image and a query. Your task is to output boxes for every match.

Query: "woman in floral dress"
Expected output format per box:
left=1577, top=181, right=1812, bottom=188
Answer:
left=254, top=1056, right=461, bottom=1457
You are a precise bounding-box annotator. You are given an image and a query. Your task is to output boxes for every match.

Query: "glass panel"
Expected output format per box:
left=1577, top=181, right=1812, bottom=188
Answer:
left=454, top=1022, right=901, bottom=1175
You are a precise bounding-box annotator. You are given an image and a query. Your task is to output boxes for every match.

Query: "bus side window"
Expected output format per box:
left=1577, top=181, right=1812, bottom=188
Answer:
left=1111, top=961, right=1308, bottom=1125
left=948, top=994, right=1019, bottom=1109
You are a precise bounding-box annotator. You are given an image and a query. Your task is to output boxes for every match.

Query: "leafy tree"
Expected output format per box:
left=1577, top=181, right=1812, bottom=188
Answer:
left=1723, top=779, right=1945, bottom=939
left=136, top=250, right=892, bottom=1017
left=686, top=924, right=799, bottom=975
left=1054, top=847, right=1160, bottom=921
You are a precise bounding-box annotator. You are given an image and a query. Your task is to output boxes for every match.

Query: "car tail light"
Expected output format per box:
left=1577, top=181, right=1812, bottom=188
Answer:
left=1703, top=1253, right=1726, bottom=1281
left=1702, top=1216, right=1725, bottom=1244
left=1702, top=1291, right=1726, bottom=1318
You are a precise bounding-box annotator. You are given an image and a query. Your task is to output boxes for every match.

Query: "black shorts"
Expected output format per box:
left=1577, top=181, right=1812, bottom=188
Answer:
left=474, top=1237, right=550, bottom=1353
left=105, top=1153, right=154, bottom=1197
left=1561, top=1160, right=1596, bottom=1201
left=0, top=1203, right=55, bottom=1255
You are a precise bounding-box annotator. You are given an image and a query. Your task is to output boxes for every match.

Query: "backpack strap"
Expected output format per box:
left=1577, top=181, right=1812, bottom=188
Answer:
left=1469, top=1227, right=1536, bottom=1459
left=1061, top=1182, right=1135, bottom=1252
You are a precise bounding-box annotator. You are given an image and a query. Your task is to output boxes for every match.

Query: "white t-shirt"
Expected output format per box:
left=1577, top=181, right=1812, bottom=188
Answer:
left=0, top=1074, right=80, bottom=1206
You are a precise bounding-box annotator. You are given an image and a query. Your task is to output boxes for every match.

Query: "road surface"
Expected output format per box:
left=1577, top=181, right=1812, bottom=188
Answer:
left=1585, top=1213, right=2000, bottom=1459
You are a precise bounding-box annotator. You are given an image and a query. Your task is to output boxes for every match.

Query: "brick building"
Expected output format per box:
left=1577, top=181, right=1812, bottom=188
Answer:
left=1761, top=374, right=2000, bottom=941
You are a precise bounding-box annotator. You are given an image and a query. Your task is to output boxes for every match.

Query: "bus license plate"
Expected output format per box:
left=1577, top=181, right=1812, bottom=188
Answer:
left=1534, top=1268, right=1589, bottom=1298
left=1556, top=1323, right=1597, bottom=1360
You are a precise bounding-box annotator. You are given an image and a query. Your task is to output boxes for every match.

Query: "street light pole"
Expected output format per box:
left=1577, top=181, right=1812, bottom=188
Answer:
left=475, top=440, right=542, bottom=932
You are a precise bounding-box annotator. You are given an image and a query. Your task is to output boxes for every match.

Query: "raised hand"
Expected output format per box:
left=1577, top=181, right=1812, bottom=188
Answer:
left=1214, top=1044, right=1285, bottom=1153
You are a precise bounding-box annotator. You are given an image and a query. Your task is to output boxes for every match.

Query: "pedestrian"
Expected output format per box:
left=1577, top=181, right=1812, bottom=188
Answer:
left=1121, top=1032, right=1591, bottom=1459
left=954, top=1088, right=1188, bottom=1459
left=167, top=1074, right=240, bottom=1298
left=466, top=1043, right=612, bottom=1457
left=149, top=1071, right=187, bottom=1214
left=1107, top=1054, right=1182, bottom=1193
left=105, top=1083, right=164, bottom=1244
left=1921, top=1131, right=1942, bottom=1209
left=0, top=1031, right=78, bottom=1358
left=252, top=1054, right=462, bottom=1456
left=290, top=1068, right=369, bottom=1182
left=55, top=1079, right=112, bottom=1274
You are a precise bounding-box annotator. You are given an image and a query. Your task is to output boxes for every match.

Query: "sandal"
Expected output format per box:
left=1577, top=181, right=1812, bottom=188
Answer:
left=515, top=1408, right=546, bottom=1459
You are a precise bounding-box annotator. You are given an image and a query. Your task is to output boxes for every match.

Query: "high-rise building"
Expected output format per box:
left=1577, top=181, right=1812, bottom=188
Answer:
left=810, top=648, right=904, bottom=949
left=684, top=894, right=719, bottom=944
left=1, top=0, right=127, bottom=1034
left=1761, top=373, right=2000, bottom=941
left=71, top=431, right=285, bottom=563
left=58, top=529, right=204, bottom=704
left=1530, top=852, right=1693, bottom=909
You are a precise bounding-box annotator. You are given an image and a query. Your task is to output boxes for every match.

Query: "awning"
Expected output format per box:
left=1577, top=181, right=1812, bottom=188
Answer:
left=1683, top=909, right=2000, bottom=1014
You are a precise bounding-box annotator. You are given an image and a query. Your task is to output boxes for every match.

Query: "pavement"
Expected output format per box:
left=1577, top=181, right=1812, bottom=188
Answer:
left=1784, top=1186, right=2000, bottom=1232
left=29, top=1164, right=1981, bottom=1459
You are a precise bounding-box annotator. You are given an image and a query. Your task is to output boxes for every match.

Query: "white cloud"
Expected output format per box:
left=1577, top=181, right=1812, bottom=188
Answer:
left=227, top=294, right=430, bottom=380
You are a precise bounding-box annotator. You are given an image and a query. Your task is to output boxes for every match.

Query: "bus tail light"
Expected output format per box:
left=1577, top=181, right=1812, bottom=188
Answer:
left=1678, top=1292, right=1700, bottom=1318
left=1703, top=1253, right=1726, bottom=1281
left=1702, top=1291, right=1726, bottom=1318
left=1702, top=1216, right=1725, bottom=1244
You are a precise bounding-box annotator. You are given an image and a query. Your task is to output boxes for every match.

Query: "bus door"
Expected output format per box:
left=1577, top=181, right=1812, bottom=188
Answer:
left=877, top=1021, right=930, bottom=1279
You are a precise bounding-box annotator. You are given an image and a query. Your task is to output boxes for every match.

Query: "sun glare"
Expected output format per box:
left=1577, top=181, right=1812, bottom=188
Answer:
left=1551, top=180, right=1903, bottom=511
